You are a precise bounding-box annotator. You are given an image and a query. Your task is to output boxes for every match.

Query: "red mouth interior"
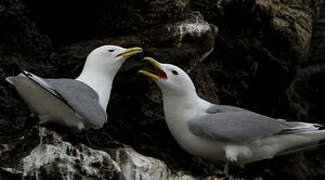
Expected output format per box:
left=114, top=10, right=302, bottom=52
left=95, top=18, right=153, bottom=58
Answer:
left=154, top=66, right=168, bottom=80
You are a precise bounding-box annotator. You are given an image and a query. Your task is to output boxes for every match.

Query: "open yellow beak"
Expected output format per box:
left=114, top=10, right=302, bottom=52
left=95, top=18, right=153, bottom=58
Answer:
left=116, top=47, right=143, bottom=57
left=138, top=57, right=168, bottom=80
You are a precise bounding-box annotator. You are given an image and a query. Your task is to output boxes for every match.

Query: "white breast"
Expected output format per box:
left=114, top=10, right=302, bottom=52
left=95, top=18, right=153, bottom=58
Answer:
left=163, top=97, right=226, bottom=162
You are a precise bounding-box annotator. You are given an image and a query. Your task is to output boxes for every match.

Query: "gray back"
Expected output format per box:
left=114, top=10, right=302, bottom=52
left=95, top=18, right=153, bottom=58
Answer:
left=189, top=106, right=314, bottom=143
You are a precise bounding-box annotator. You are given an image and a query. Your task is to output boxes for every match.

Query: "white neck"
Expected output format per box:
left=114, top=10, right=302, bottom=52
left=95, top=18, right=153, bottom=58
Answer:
left=161, top=90, right=211, bottom=148
left=76, top=65, right=118, bottom=111
left=162, top=90, right=210, bottom=125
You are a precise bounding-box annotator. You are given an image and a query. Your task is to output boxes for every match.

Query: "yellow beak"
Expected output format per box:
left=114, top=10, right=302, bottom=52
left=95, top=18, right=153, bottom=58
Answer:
left=138, top=70, right=160, bottom=79
left=138, top=57, right=167, bottom=80
left=116, top=47, right=143, bottom=57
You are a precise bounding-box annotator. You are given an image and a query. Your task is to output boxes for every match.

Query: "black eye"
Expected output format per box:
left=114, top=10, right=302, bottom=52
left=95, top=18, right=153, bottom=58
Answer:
left=171, top=70, right=178, bottom=75
left=108, top=49, right=114, bottom=52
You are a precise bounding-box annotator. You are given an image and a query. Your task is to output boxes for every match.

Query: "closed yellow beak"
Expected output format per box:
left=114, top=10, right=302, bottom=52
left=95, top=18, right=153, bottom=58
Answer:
left=116, top=47, right=143, bottom=57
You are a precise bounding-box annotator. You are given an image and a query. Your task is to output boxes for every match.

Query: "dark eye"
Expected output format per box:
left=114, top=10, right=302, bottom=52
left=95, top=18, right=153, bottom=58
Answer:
left=108, top=49, right=114, bottom=52
left=171, top=70, right=178, bottom=75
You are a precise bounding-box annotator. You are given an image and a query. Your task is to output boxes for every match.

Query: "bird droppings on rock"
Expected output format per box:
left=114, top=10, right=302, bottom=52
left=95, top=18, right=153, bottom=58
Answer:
left=22, top=128, right=121, bottom=180
left=175, top=22, right=218, bottom=46
left=171, top=12, right=218, bottom=47
left=112, top=147, right=198, bottom=180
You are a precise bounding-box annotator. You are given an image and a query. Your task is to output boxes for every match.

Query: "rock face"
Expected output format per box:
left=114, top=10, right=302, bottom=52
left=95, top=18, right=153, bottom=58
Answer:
left=0, top=0, right=325, bottom=179
left=0, top=127, right=215, bottom=180
left=21, top=128, right=121, bottom=180
left=112, top=148, right=199, bottom=180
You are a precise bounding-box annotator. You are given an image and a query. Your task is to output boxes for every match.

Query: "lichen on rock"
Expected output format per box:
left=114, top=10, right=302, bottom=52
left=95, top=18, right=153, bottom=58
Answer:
left=22, top=128, right=121, bottom=180
left=112, top=147, right=198, bottom=180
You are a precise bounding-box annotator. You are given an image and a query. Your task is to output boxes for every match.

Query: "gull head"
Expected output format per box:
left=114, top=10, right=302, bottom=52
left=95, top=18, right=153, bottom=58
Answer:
left=138, top=57, right=196, bottom=96
left=85, top=45, right=143, bottom=73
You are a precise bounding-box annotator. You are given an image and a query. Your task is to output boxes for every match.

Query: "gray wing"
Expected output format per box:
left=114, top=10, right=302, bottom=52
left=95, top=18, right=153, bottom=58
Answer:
left=206, top=104, right=249, bottom=114
left=189, top=106, right=320, bottom=143
left=21, top=71, right=107, bottom=130
left=45, top=79, right=107, bottom=129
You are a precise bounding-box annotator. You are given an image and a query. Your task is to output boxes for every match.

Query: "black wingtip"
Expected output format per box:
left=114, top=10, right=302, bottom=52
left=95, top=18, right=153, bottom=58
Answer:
left=318, top=124, right=325, bottom=130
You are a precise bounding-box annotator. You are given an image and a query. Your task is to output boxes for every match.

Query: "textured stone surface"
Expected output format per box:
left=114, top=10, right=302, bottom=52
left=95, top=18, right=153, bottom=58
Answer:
left=0, top=127, right=225, bottom=180
left=20, top=128, right=120, bottom=180
left=279, top=8, right=325, bottom=180
left=190, top=0, right=322, bottom=112
left=112, top=148, right=198, bottom=180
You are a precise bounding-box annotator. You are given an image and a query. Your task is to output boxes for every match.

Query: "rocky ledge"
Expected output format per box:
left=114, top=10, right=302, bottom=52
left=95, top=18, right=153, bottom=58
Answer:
left=0, top=127, right=226, bottom=180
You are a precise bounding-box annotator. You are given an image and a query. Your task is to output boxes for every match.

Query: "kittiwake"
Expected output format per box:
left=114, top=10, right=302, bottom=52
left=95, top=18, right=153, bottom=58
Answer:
left=6, top=45, right=143, bottom=130
left=138, top=57, right=325, bottom=174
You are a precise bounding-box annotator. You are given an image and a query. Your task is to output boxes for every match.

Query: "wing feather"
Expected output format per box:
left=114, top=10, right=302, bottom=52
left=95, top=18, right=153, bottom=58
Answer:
left=19, top=71, right=107, bottom=129
left=189, top=106, right=320, bottom=143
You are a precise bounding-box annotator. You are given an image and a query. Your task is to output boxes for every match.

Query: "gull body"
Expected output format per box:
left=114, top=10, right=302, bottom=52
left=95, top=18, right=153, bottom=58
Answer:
left=6, top=45, right=142, bottom=130
left=139, top=57, right=325, bottom=168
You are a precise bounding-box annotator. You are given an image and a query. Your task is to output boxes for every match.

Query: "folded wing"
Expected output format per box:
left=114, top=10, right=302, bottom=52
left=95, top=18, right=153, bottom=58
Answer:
left=189, top=107, right=321, bottom=143
left=20, top=71, right=107, bottom=130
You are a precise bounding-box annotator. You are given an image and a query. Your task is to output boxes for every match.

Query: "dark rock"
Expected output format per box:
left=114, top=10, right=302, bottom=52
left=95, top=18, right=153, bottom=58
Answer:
left=0, top=168, right=22, bottom=180
left=0, top=0, right=53, bottom=148
left=22, top=0, right=191, bottom=46
left=197, top=0, right=320, bottom=114
left=278, top=9, right=325, bottom=180
left=0, top=0, right=52, bottom=62
left=288, top=64, right=325, bottom=123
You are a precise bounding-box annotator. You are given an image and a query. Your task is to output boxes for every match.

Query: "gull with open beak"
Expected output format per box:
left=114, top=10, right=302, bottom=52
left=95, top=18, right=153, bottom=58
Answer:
left=6, top=45, right=143, bottom=130
left=139, top=57, right=325, bottom=175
